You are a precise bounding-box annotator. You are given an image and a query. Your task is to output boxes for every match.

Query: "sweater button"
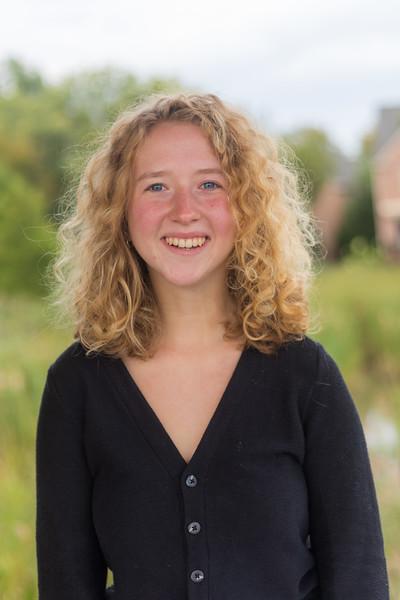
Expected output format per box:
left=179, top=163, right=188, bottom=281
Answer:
left=185, top=474, right=198, bottom=487
left=187, top=521, right=201, bottom=534
left=190, top=569, right=205, bottom=583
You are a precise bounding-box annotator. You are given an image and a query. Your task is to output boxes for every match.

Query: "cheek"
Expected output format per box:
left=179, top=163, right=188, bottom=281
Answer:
left=209, top=197, right=237, bottom=237
left=128, top=201, right=164, bottom=237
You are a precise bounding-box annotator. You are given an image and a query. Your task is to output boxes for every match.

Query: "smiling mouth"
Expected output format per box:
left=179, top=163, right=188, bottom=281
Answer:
left=162, top=236, right=210, bottom=247
left=161, top=237, right=211, bottom=252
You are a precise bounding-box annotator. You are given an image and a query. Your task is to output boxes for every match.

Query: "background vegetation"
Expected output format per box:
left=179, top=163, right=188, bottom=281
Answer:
left=0, top=57, right=399, bottom=598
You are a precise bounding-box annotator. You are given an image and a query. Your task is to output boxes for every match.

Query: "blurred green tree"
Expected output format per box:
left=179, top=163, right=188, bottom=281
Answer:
left=0, top=162, right=55, bottom=293
left=0, top=58, right=182, bottom=214
left=337, top=134, right=376, bottom=257
left=0, top=57, right=44, bottom=95
left=283, top=127, right=338, bottom=202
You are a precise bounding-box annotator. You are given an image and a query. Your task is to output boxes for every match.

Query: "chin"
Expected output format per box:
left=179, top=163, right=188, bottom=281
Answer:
left=153, top=270, right=212, bottom=289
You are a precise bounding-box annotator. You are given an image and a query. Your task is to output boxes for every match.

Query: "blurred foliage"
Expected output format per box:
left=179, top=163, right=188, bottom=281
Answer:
left=283, top=127, right=381, bottom=262
left=0, top=162, right=55, bottom=294
left=0, top=254, right=399, bottom=597
left=0, top=57, right=45, bottom=95
left=283, top=127, right=339, bottom=201
left=337, top=138, right=376, bottom=257
left=0, top=58, right=182, bottom=214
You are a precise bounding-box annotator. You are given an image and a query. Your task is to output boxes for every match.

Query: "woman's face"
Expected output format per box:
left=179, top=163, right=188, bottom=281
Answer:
left=126, top=121, right=237, bottom=291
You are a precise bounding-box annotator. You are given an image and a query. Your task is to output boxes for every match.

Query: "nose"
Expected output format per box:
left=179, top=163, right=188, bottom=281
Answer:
left=169, top=187, right=200, bottom=223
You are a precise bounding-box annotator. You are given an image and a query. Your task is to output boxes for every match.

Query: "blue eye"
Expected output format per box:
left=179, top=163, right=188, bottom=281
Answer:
left=146, top=183, right=165, bottom=192
left=201, top=181, right=221, bottom=190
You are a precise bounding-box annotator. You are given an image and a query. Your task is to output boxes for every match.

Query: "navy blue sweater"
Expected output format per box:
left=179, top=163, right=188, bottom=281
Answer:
left=35, top=335, right=390, bottom=599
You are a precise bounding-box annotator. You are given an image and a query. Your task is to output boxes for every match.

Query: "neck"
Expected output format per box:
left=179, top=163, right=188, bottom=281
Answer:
left=150, top=278, right=236, bottom=353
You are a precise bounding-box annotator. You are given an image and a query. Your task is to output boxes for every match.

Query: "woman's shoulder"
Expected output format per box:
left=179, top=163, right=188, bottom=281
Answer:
left=254, top=334, right=339, bottom=389
left=274, top=333, right=323, bottom=373
left=47, top=339, right=108, bottom=382
left=279, top=333, right=322, bottom=358
left=275, top=334, right=347, bottom=391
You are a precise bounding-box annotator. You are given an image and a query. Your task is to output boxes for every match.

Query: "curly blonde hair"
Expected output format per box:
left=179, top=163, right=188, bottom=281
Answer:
left=47, top=91, right=322, bottom=359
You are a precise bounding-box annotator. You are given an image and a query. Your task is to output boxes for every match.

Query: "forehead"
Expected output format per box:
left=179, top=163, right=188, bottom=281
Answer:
left=134, top=121, right=220, bottom=168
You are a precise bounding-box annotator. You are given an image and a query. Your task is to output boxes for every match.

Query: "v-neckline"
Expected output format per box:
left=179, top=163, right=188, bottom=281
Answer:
left=106, top=344, right=258, bottom=480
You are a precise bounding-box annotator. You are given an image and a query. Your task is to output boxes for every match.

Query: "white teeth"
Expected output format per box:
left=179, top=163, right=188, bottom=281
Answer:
left=165, top=237, right=207, bottom=249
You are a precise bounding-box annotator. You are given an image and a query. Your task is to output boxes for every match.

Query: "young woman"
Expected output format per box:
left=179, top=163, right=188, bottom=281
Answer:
left=35, top=92, right=390, bottom=599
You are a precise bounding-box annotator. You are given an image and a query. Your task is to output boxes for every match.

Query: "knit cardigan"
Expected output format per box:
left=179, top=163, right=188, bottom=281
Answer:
left=35, top=335, right=390, bottom=599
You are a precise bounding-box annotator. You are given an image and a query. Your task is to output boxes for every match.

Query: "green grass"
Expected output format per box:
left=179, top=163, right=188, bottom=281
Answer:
left=310, top=254, right=400, bottom=596
left=0, top=253, right=399, bottom=598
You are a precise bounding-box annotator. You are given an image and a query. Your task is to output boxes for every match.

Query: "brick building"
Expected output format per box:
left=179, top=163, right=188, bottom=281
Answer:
left=371, top=107, right=400, bottom=260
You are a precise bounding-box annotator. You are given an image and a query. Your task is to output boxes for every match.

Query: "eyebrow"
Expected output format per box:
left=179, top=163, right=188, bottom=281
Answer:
left=135, top=168, right=226, bottom=183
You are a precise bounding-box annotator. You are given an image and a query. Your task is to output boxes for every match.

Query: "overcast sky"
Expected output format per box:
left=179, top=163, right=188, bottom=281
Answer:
left=2, top=0, right=400, bottom=158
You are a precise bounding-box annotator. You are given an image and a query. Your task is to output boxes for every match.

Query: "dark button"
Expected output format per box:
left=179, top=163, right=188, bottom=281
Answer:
left=190, top=569, right=205, bottom=583
left=185, top=474, right=198, bottom=487
left=187, top=521, right=201, bottom=534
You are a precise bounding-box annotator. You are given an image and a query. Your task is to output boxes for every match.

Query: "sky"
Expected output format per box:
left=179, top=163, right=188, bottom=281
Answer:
left=2, top=0, right=400, bottom=158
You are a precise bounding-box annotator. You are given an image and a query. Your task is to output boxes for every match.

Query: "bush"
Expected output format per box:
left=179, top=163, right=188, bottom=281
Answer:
left=0, top=162, right=55, bottom=294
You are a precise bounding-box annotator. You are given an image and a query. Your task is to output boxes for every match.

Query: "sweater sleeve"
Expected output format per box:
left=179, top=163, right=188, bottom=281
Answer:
left=303, top=343, right=390, bottom=600
left=35, top=368, right=108, bottom=599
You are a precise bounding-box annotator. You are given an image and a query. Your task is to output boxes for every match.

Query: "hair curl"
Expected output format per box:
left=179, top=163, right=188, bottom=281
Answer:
left=46, top=91, right=323, bottom=359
